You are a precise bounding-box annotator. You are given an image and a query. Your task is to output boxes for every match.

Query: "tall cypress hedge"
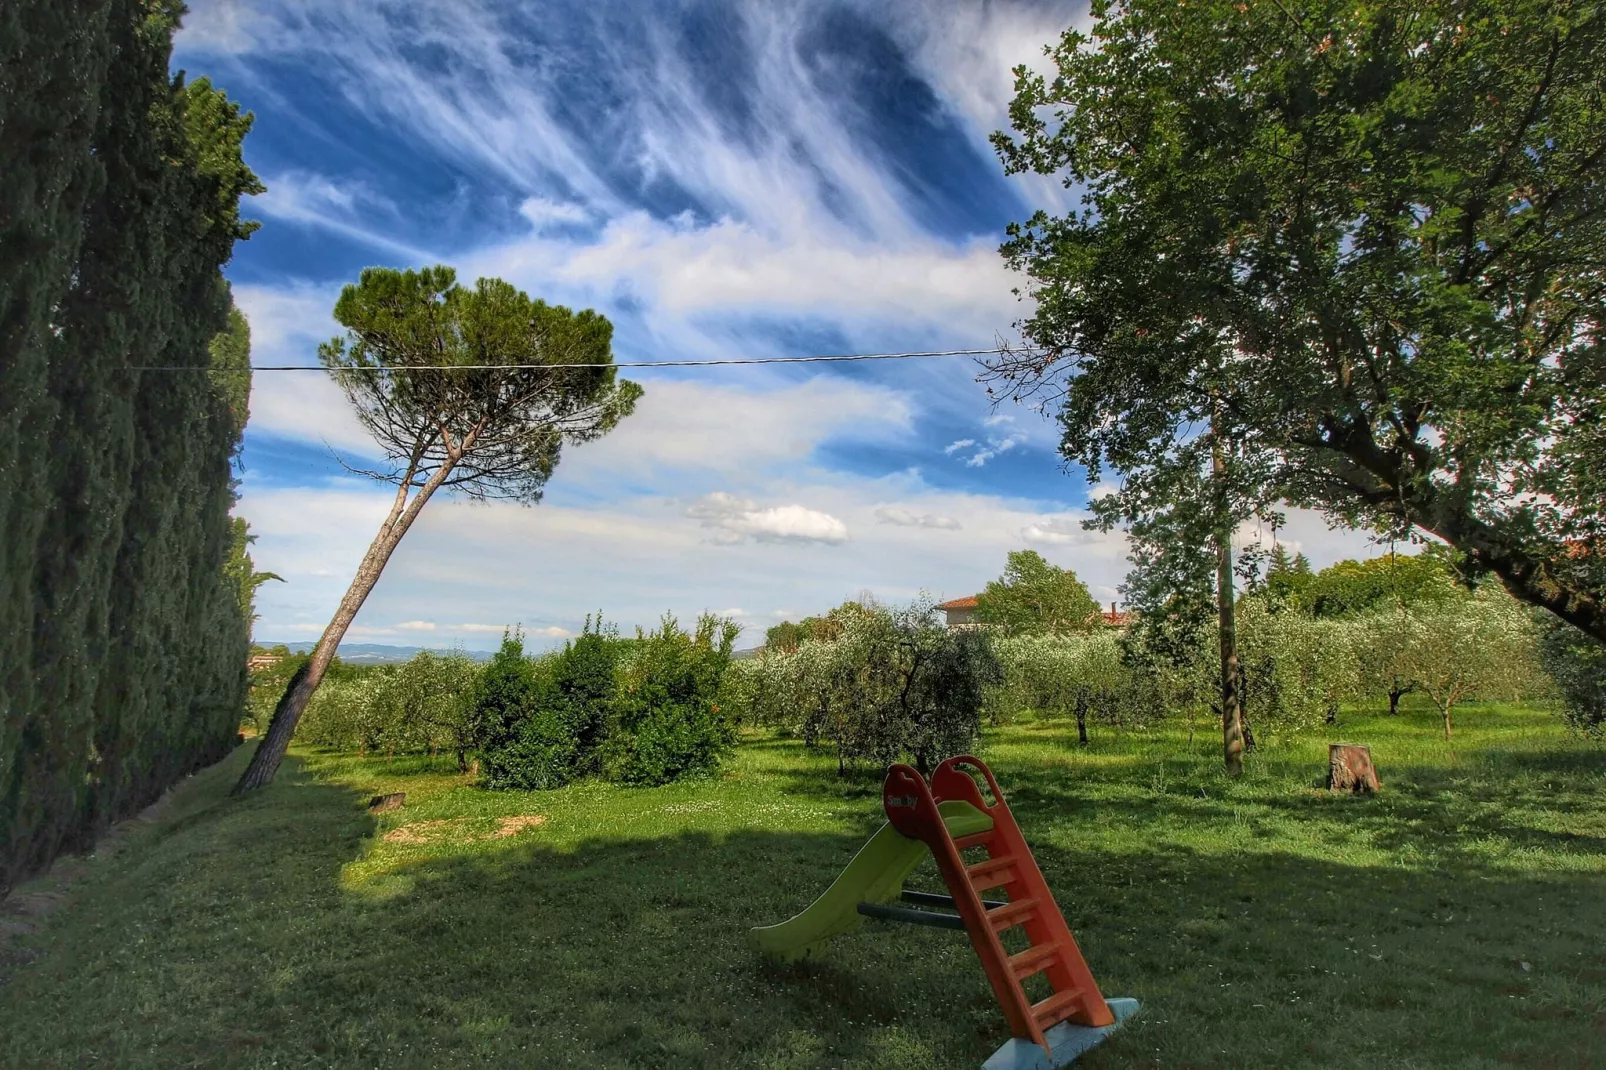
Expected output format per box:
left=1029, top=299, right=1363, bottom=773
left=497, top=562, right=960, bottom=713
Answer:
left=0, top=0, right=262, bottom=892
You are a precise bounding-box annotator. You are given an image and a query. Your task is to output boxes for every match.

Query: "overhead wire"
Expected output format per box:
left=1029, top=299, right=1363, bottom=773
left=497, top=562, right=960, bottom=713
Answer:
left=132, top=346, right=1042, bottom=372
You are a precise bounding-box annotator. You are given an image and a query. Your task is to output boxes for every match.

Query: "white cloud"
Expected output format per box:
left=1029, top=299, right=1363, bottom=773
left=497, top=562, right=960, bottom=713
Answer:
left=518, top=197, right=591, bottom=231
left=396, top=620, right=437, bottom=631
left=944, top=438, right=976, bottom=454
left=175, top=0, right=261, bottom=54
left=686, top=492, right=849, bottom=545
left=255, top=171, right=434, bottom=262
left=875, top=506, right=961, bottom=530
left=1021, top=517, right=1107, bottom=548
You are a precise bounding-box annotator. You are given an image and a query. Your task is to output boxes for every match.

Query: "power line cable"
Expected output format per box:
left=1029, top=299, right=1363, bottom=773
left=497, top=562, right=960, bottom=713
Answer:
left=133, top=346, right=1039, bottom=372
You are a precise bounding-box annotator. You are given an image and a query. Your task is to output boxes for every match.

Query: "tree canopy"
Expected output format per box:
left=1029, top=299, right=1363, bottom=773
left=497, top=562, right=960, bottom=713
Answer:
left=974, top=549, right=1101, bottom=634
left=990, top=0, right=1606, bottom=642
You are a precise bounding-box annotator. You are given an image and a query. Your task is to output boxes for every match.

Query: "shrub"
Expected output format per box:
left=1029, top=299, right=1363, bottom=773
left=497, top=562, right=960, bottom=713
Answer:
left=470, top=631, right=567, bottom=789
left=1539, top=620, right=1605, bottom=737
left=549, top=616, right=626, bottom=775
left=605, top=614, right=740, bottom=785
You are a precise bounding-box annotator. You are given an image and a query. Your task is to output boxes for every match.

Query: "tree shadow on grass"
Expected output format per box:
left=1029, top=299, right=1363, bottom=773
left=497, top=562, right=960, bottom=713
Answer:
left=2, top=747, right=1603, bottom=1070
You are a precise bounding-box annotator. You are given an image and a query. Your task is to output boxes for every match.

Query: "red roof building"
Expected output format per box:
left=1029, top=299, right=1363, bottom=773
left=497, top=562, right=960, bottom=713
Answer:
left=936, top=595, right=979, bottom=628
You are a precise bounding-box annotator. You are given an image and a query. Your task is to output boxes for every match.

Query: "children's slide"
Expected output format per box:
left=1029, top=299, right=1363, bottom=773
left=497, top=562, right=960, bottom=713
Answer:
left=748, top=799, right=994, bottom=962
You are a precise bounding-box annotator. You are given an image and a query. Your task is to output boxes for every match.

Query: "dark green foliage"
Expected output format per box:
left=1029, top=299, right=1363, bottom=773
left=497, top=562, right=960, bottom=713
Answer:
left=992, top=0, right=1606, bottom=642
left=606, top=615, right=739, bottom=786
left=469, top=632, right=557, bottom=789
left=224, top=518, right=283, bottom=632
left=0, top=0, right=259, bottom=890
left=973, top=550, right=1100, bottom=634
left=550, top=616, right=624, bottom=773
left=1540, top=622, right=1606, bottom=736
left=1304, top=548, right=1462, bottom=618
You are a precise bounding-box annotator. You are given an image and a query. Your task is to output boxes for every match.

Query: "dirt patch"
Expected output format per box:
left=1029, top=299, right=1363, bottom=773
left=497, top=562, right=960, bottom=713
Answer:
left=381, top=820, right=459, bottom=845
left=381, top=815, right=546, bottom=845
left=492, top=815, right=547, bottom=837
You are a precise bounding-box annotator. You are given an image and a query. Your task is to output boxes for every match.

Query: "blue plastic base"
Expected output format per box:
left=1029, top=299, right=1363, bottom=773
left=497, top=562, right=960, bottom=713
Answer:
left=982, top=998, right=1141, bottom=1070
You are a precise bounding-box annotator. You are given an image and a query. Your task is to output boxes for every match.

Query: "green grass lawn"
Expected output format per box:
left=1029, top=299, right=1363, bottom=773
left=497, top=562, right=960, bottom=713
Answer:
left=1, top=703, right=1603, bottom=1069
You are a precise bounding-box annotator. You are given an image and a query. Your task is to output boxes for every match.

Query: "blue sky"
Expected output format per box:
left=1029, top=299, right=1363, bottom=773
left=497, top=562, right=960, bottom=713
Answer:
left=177, top=0, right=1372, bottom=651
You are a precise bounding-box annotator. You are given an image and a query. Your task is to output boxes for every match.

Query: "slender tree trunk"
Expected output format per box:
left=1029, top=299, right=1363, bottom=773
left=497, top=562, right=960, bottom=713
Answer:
left=233, top=463, right=455, bottom=795
left=1441, top=702, right=1454, bottom=741
left=1213, top=430, right=1245, bottom=778
left=1074, top=692, right=1089, bottom=746
left=1388, top=685, right=1403, bottom=716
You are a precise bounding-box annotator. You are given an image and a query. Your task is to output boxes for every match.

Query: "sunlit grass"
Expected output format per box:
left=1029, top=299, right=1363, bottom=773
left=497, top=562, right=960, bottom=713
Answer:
left=1, top=701, right=1601, bottom=1068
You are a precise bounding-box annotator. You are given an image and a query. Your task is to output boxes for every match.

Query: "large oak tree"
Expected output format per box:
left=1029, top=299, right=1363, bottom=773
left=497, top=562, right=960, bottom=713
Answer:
left=988, top=0, right=1606, bottom=642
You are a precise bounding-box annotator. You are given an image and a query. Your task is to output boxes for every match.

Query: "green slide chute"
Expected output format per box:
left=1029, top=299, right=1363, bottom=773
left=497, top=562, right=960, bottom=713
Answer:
left=749, top=799, right=994, bottom=962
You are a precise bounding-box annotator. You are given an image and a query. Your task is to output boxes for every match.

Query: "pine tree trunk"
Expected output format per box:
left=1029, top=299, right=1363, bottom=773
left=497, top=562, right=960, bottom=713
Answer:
left=233, top=461, right=454, bottom=794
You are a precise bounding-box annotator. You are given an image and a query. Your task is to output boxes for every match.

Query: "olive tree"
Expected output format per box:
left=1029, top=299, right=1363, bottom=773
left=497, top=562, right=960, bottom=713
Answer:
left=1390, top=591, right=1543, bottom=740
left=234, top=267, right=641, bottom=793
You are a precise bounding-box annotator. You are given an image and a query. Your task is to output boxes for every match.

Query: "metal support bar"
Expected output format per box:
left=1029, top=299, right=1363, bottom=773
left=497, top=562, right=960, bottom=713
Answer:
left=901, top=888, right=1006, bottom=910
left=856, top=902, right=967, bottom=930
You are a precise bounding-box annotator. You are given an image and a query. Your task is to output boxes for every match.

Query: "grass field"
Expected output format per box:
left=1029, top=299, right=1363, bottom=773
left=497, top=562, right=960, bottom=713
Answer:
left=1, top=703, right=1602, bottom=1069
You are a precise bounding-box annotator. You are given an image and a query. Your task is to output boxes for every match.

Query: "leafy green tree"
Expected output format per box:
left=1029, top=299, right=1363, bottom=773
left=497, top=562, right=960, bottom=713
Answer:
left=1388, top=590, right=1543, bottom=740
left=738, top=601, right=1000, bottom=775
left=973, top=550, right=1100, bottom=635
left=990, top=0, right=1606, bottom=645
left=1307, top=548, right=1461, bottom=618
left=550, top=615, right=626, bottom=773
left=1539, top=621, right=1606, bottom=736
left=605, top=614, right=740, bottom=785
left=469, top=631, right=555, bottom=788
left=1263, top=547, right=1314, bottom=609
left=235, top=267, right=642, bottom=793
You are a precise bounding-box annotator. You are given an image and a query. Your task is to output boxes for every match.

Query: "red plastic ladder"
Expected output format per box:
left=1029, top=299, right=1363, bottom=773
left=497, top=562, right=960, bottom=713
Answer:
left=882, top=756, right=1114, bottom=1055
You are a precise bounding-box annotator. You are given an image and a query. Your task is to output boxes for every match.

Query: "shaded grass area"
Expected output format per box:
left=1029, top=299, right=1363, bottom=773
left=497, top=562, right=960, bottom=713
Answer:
left=0, top=703, right=1602, bottom=1068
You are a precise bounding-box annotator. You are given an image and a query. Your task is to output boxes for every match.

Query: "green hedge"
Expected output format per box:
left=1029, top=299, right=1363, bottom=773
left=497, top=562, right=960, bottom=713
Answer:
left=0, top=0, right=260, bottom=892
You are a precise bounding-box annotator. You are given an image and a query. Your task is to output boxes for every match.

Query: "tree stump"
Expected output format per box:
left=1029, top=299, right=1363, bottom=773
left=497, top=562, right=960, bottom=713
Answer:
left=1327, top=744, right=1380, bottom=794
left=368, top=792, right=406, bottom=813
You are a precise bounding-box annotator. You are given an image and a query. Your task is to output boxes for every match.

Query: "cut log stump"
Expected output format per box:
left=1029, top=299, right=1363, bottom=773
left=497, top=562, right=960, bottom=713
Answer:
left=1327, top=744, right=1380, bottom=794
left=368, top=792, right=406, bottom=813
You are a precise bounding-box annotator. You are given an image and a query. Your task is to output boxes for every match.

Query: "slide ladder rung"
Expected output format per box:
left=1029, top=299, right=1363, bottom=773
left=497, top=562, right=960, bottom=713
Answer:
left=952, top=830, right=994, bottom=851
left=986, top=897, right=1039, bottom=931
left=965, top=854, right=1018, bottom=889
left=1031, top=988, right=1085, bottom=1028
left=1007, top=942, right=1060, bottom=981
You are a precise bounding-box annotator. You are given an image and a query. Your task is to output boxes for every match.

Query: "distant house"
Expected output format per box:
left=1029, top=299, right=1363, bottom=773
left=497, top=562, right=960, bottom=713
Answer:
left=936, top=595, right=980, bottom=629
left=1100, top=602, right=1135, bottom=629
left=247, top=653, right=283, bottom=673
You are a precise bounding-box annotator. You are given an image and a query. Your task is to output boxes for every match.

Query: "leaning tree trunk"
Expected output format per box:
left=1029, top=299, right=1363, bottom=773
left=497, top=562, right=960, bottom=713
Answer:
left=232, top=462, right=455, bottom=794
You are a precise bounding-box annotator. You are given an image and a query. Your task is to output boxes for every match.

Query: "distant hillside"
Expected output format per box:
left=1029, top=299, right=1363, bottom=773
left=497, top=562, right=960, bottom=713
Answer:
left=262, top=642, right=496, bottom=665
